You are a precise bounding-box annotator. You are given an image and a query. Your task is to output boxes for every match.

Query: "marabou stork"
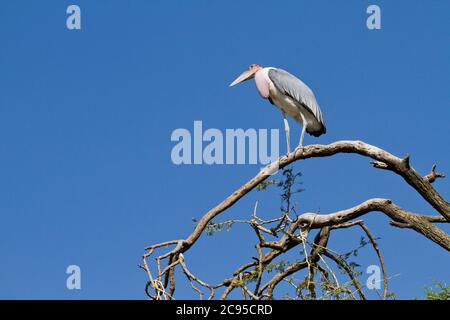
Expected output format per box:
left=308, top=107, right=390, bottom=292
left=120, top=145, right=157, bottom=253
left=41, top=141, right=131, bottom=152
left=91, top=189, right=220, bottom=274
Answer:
left=230, top=64, right=326, bottom=153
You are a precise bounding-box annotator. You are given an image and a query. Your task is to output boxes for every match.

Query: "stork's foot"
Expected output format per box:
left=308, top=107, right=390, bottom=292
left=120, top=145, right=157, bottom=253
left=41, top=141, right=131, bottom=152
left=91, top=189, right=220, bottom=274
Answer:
left=295, top=144, right=305, bottom=152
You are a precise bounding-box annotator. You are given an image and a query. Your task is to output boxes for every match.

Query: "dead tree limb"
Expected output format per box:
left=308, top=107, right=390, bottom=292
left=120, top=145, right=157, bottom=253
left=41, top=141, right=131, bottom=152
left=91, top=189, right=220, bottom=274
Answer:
left=142, top=140, right=449, bottom=299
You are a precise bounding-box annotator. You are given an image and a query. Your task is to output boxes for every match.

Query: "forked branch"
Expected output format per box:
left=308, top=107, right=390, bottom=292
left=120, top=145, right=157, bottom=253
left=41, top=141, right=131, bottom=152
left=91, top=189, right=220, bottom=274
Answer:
left=142, top=140, right=448, bottom=299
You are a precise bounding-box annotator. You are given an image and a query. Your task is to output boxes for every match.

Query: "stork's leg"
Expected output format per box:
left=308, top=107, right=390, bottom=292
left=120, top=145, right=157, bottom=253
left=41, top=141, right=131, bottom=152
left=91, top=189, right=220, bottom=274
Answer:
left=298, top=112, right=308, bottom=149
left=282, top=112, right=291, bottom=154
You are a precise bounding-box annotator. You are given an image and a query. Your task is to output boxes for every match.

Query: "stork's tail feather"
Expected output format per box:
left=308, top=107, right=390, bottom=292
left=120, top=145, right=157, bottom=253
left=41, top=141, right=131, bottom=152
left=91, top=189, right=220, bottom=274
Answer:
left=307, top=125, right=326, bottom=137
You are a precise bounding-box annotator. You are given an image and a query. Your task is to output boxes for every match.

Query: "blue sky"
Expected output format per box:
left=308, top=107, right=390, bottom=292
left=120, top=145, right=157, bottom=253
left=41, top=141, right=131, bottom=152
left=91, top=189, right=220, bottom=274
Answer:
left=0, top=0, right=448, bottom=299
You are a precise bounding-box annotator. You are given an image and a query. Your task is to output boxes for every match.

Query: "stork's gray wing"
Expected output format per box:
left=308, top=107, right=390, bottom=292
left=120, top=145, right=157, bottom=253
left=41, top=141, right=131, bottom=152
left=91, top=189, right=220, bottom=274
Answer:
left=268, top=68, right=326, bottom=133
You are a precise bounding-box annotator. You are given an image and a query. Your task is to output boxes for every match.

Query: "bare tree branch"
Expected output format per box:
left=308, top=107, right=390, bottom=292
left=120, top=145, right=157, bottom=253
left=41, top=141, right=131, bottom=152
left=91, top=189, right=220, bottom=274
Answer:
left=142, top=140, right=449, bottom=300
left=294, top=199, right=450, bottom=251
left=356, top=222, right=388, bottom=299
left=173, top=141, right=449, bottom=257
left=424, top=164, right=446, bottom=183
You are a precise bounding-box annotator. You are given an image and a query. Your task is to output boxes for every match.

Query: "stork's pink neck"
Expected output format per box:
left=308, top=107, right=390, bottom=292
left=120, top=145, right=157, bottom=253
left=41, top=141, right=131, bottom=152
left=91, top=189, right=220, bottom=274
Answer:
left=254, top=68, right=271, bottom=99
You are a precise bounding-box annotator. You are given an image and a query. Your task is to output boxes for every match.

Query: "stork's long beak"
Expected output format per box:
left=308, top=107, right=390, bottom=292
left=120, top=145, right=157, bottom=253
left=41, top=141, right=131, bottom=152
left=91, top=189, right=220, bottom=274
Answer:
left=229, top=69, right=255, bottom=87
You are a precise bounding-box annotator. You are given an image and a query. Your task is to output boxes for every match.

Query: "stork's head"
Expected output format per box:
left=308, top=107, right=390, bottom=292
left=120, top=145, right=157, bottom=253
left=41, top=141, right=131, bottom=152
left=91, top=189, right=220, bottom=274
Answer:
left=229, top=64, right=262, bottom=87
